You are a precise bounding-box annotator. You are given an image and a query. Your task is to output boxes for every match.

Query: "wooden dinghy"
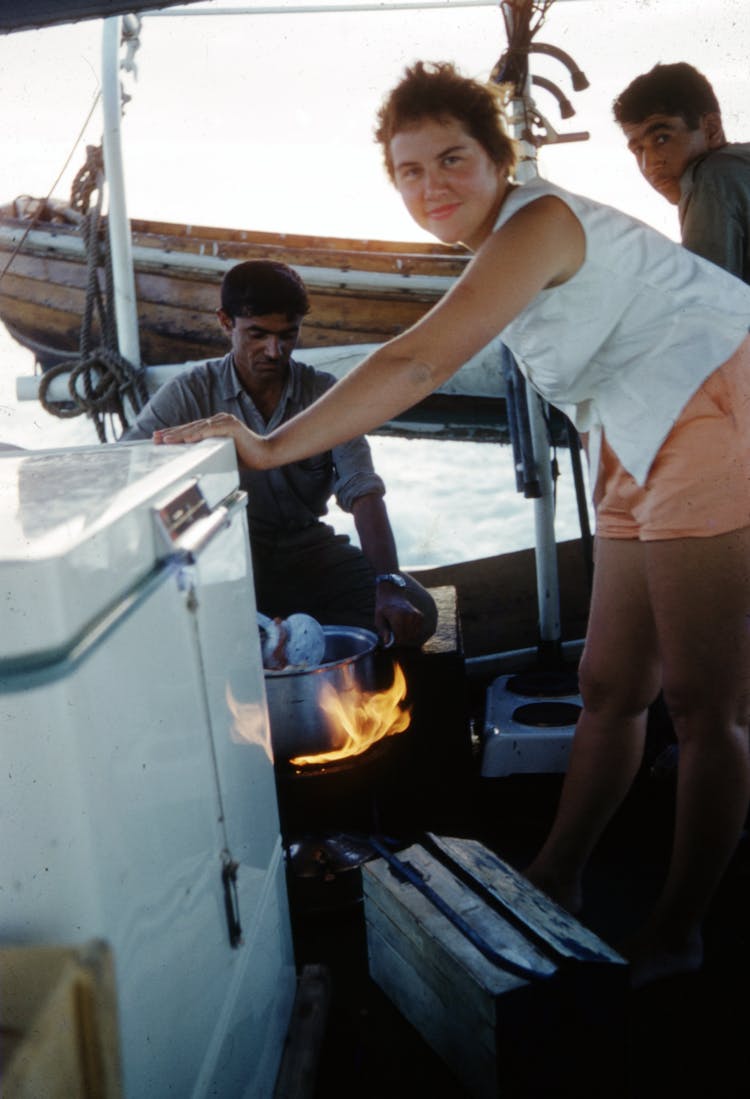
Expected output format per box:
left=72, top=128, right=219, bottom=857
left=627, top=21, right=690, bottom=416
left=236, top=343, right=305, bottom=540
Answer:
left=0, top=195, right=469, bottom=369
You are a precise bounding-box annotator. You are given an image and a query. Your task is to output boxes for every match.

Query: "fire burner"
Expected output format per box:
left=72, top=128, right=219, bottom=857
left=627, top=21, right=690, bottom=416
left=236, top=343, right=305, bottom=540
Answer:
left=268, top=611, right=474, bottom=910
left=274, top=729, right=410, bottom=839
left=482, top=667, right=583, bottom=778
left=274, top=735, right=415, bottom=914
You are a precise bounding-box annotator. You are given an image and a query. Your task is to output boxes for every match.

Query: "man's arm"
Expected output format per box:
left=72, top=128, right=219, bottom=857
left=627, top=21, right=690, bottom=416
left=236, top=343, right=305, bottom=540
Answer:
left=351, top=492, right=425, bottom=647
left=121, top=394, right=177, bottom=440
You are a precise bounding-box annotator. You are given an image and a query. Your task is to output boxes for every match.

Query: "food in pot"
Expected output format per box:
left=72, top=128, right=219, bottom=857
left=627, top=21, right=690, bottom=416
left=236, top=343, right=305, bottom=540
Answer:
left=257, top=612, right=326, bottom=670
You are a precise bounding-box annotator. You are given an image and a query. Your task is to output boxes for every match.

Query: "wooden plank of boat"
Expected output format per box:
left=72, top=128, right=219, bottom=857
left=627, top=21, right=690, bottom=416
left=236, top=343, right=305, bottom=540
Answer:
left=413, top=539, right=591, bottom=659
left=0, top=200, right=470, bottom=367
left=0, top=267, right=446, bottom=365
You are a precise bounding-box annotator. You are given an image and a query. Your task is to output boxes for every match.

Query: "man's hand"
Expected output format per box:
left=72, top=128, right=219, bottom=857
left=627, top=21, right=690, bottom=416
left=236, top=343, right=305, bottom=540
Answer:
left=153, top=414, right=274, bottom=468
left=375, top=586, right=425, bottom=648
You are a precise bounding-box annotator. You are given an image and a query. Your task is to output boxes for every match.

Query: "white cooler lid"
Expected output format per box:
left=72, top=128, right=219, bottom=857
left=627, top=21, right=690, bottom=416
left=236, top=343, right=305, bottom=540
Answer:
left=0, top=439, right=239, bottom=662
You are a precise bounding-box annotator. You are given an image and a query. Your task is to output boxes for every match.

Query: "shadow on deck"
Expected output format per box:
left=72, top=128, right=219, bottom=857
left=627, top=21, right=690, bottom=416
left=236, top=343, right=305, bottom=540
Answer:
left=276, top=573, right=749, bottom=1099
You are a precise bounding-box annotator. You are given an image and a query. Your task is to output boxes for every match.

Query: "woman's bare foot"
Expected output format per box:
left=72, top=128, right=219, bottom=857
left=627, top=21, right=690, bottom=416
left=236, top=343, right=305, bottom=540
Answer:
left=523, top=862, right=584, bottom=916
left=622, top=930, right=704, bottom=990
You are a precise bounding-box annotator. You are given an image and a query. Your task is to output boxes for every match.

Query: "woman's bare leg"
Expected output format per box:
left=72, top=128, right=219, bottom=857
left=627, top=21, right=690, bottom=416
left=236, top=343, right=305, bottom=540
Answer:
left=630, top=526, right=750, bottom=985
left=525, top=537, right=661, bottom=911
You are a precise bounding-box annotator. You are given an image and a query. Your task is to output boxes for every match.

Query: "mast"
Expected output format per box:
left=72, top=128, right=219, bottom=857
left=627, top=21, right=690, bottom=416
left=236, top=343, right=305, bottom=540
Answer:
left=101, top=15, right=141, bottom=370
left=495, top=0, right=589, bottom=665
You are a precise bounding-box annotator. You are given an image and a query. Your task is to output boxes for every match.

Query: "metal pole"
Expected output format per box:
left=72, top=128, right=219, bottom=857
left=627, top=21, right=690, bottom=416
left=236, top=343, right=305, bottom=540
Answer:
left=525, top=374, right=562, bottom=655
left=502, top=1, right=562, bottom=660
left=101, top=16, right=141, bottom=367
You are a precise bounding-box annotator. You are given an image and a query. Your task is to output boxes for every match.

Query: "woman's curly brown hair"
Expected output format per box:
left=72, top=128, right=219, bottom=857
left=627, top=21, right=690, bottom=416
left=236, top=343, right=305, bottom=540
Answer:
left=374, top=61, right=517, bottom=183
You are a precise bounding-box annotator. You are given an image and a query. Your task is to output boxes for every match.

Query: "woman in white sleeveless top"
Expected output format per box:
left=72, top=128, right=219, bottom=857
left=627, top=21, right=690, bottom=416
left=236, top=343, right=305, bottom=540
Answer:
left=156, top=62, right=750, bottom=990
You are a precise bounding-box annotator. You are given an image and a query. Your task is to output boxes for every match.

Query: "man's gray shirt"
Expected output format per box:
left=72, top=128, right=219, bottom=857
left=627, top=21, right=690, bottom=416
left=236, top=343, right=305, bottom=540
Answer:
left=122, top=354, right=385, bottom=542
left=679, top=141, right=750, bottom=284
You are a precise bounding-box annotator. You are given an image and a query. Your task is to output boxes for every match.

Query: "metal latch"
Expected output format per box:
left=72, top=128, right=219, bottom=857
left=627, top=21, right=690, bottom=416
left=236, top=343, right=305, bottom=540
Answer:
left=152, top=483, right=247, bottom=560
left=153, top=479, right=210, bottom=545
left=222, top=857, right=243, bottom=949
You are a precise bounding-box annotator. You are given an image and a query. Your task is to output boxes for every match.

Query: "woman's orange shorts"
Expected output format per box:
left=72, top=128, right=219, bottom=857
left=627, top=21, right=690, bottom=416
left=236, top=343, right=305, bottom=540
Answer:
left=594, top=334, right=750, bottom=540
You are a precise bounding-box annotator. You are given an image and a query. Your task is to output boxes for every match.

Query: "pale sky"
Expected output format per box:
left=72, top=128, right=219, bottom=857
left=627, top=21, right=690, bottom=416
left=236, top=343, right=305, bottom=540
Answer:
left=0, top=0, right=748, bottom=243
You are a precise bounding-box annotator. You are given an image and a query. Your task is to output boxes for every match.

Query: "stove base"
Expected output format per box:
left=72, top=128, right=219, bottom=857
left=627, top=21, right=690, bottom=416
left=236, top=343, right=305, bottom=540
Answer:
left=481, top=672, right=582, bottom=777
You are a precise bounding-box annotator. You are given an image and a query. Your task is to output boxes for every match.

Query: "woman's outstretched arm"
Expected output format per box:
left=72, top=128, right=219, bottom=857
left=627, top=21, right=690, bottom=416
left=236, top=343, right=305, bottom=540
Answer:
left=155, top=196, right=584, bottom=467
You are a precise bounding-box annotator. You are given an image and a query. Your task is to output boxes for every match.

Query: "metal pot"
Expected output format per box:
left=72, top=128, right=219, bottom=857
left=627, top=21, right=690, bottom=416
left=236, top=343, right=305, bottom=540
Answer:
left=264, top=626, right=393, bottom=760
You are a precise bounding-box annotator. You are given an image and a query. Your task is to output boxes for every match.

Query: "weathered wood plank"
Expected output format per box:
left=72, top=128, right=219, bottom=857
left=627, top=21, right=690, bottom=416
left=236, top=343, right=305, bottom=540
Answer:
left=366, top=921, right=499, bottom=1099
left=429, top=834, right=626, bottom=965
left=421, top=584, right=460, bottom=657
left=363, top=845, right=555, bottom=1013
left=273, top=964, right=331, bottom=1099
left=412, top=540, right=592, bottom=659
left=0, top=206, right=468, bottom=367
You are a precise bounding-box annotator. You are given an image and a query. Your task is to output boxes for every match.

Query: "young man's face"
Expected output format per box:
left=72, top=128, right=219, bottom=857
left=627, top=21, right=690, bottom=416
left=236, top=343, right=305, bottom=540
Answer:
left=620, top=112, right=721, bottom=204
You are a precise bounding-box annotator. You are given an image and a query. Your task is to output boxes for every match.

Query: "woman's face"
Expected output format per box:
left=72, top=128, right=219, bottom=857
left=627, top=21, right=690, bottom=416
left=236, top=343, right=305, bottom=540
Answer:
left=389, top=115, right=507, bottom=249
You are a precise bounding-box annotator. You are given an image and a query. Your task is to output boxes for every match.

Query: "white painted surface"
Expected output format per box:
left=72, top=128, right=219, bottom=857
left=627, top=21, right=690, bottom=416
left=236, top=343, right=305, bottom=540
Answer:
left=0, top=439, right=237, bottom=660
left=0, top=438, right=295, bottom=1098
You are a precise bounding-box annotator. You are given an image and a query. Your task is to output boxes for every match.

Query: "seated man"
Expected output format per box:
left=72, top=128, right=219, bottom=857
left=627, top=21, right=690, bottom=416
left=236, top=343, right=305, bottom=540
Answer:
left=613, top=61, right=750, bottom=283
left=122, top=260, right=437, bottom=647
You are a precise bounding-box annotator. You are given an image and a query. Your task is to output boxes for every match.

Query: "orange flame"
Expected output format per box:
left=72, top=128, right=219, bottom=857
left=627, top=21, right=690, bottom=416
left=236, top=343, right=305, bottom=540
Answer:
left=291, top=661, right=411, bottom=766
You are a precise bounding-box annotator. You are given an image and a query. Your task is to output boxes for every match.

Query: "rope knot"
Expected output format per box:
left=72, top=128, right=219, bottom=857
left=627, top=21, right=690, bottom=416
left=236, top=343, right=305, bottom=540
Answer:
left=70, top=145, right=105, bottom=216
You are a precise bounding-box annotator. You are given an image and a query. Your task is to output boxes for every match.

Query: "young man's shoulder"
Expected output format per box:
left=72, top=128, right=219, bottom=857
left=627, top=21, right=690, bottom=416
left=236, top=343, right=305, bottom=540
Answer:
left=696, top=142, right=750, bottom=182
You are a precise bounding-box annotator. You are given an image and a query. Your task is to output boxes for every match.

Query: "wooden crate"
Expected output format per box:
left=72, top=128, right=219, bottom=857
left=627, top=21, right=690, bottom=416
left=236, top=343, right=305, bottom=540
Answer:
left=0, top=939, right=123, bottom=1099
left=363, top=834, right=628, bottom=1098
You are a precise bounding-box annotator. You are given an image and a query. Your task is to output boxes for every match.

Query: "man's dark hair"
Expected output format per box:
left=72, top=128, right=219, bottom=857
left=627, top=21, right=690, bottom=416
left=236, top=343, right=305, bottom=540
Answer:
left=220, top=260, right=310, bottom=320
left=613, top=62, right=721, bottom=130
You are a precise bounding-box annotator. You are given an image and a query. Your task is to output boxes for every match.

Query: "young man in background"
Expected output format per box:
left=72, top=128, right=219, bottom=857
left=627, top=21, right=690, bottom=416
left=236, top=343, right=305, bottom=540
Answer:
left=614, top=61, right=750, bottom=283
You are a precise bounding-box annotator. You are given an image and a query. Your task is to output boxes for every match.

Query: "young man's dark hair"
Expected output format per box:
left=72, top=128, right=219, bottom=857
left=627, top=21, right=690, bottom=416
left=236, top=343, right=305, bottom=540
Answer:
left=613, top=62, right=720, bottom=130
left=220, top=260, right=310, bottom=320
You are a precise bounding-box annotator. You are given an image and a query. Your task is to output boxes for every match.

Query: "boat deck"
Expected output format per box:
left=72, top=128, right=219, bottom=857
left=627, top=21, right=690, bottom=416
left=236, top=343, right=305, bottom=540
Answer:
left=283, top=678, right=750, bottom=1099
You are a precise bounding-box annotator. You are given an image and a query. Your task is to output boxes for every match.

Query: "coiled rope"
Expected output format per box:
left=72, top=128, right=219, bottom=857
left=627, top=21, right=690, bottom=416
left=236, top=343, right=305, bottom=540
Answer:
left=37, top=144, right=148, bottom=442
